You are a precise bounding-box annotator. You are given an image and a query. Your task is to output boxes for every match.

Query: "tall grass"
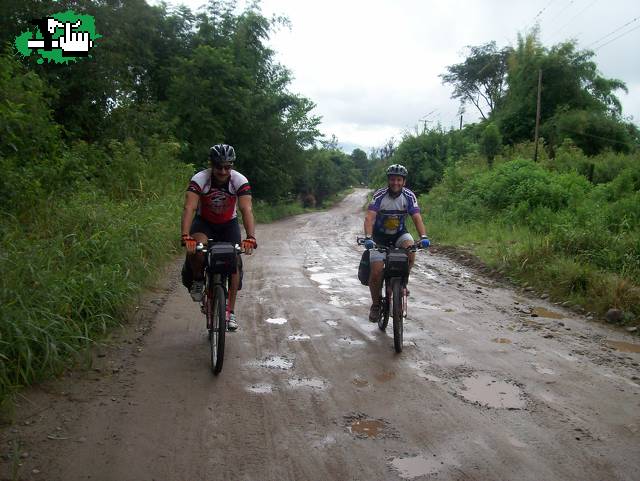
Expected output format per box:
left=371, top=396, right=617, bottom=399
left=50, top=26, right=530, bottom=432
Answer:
left=423, top=151, right=640, bottom=323
left=0, top=140, right=191, bottom=400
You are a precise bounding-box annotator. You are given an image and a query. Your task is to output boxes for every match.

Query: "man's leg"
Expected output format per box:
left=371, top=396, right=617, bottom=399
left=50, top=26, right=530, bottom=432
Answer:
left=186, top=232, right=208, bottom=301
left=228, top=270, right=239, bottom=312
left=188, top=232, right=208, bottom=280
left=368, top=259, right=384, bottom=322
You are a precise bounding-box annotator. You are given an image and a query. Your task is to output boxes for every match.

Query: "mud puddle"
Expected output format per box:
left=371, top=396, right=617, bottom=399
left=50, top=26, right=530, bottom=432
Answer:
left=605, top=340, right=640, bottom=353
left=349, top=419, right=383, bottom=438
left=257, top=356, right=293, bottom=370
left=532, top=307, right=564, bottom=319
left=265, top=317, right=288, bottom=325
left=459, top=374, right=526, bottom=409
left=344, top=413, right=399, bottom=440
left=247, top=383, right=274, bottom=394
left=288, top=334, right=311, bottom=341
left=288, top=377, right=327, bottom=390
left=493, top=338, right=512, bottom=344
left=390, top=455, right=449, bottom=479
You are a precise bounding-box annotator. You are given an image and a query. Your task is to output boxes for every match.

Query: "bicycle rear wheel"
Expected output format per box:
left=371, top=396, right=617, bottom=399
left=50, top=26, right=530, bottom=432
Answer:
left=210, top=284, right=226, bottom=374
left=392, top=278, right=403, bottom=353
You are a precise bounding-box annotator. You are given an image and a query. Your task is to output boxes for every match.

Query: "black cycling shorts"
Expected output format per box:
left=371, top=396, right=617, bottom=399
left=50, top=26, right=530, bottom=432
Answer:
left=190, top=216, right=241, bottom=245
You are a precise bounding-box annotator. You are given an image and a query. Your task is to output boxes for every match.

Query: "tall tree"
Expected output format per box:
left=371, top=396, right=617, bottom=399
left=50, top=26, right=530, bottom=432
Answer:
left=441, top=41, right=511, bottom=120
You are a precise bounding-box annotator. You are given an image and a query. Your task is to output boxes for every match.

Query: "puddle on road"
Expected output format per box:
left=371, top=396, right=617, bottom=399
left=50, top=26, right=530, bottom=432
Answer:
left=306, top=266, right=324, bottom=272
left=338, top=336, right=365, bottom=346
left=247, top=383, right=273, bottom=394
left=349, top=419, right=384, bottom=438
left=288, top=334, right=311, bottom=341
left=265, top=317, right=288, bottom=325
left=606, top=340, right=640, bottom=353
left=493, top=338, right=512, bottom=344
left=459, top=374, right=526, bottom=409
left=390, top=455, right=441, bottom=479
left=329, top=295, right=348, bottom=307
left=288, top=377, right=327, bottom=390
left=532, top=364, right=555, bottom=375
left=352, top=378, right=369, bottom=387
left=532, top=307, right=564, bottom=319
left=258, top=356, right=293, bottom=370
left=374, top=371, right=396, bottom=382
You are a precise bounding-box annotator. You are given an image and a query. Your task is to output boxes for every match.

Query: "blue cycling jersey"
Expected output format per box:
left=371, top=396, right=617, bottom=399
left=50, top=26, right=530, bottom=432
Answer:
left=368, top=187, right=420, bottom=236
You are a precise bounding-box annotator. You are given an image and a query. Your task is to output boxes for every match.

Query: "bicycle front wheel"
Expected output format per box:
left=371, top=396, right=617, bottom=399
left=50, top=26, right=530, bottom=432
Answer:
left=378, top=280, right=390, bottom=331
left=392, top=278, right=403, bottom=353
left=210, top=284, right=226, bottom=375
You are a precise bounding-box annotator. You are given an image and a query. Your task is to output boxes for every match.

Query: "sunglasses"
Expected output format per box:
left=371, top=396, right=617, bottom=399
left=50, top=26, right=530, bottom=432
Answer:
left=214, top=164, right=233, bottom=171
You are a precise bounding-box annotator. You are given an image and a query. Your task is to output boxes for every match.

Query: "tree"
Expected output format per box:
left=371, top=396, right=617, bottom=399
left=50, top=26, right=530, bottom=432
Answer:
left=480, top=122, right=502, bottom=167
left=350, top=148, right=369, bottom=183
left=496, top=30, right=629, bottom=153
left=441, top=41, right=511, bottom=120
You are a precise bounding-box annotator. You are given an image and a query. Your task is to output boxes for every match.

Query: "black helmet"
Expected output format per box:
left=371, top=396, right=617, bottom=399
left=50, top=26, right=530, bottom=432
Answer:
left=209, top=144, right=236, bottom=165
left=386, top=164, right=408, bottom=177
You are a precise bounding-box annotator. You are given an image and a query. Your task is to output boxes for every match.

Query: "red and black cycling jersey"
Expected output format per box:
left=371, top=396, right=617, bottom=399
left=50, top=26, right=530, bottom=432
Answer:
left=187, top=169, right=251, bottom=224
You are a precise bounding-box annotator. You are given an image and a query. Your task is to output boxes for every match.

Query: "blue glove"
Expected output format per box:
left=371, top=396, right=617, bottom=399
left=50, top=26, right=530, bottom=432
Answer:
left=364, top=238, right=375, bottom=250
left=420, top=236, right=430, bottom=248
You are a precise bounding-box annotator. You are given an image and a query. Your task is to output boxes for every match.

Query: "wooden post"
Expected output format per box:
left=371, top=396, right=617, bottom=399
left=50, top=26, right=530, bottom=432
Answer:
left=534, top=68, right=542, bottom=162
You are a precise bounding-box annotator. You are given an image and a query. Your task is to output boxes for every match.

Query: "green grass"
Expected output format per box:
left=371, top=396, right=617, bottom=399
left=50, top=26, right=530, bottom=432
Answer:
left=0, top=191, right=183, bottom=400
left=422, top=197, right=640, bottom=325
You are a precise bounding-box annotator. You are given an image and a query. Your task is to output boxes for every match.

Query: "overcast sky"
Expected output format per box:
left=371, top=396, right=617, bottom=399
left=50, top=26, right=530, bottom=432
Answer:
left=156, top=0, right=640, bottom=152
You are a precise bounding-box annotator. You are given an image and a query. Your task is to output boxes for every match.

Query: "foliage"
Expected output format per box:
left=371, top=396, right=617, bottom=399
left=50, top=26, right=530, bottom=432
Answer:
left=480, top=122, right=502, bottom=166
left=424, top=151, right=640, bottom=320
left=440, top=41, right=511, bottom=120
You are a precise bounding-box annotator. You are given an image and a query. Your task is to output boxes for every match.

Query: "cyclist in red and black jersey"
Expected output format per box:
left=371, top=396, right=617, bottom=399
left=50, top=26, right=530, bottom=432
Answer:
left=181, top=144, right=257, bottom=331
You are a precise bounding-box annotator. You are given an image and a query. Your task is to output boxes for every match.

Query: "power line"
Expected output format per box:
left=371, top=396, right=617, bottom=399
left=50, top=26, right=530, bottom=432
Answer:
left=534, top=0, right=557, bottom=21
left=545, top=0, right=577, bottom=27
left=585, top=16, right=640, bottom=48
left=548, top=0, right=597, bottom=41
left=594, top=23, right=640, bottom=50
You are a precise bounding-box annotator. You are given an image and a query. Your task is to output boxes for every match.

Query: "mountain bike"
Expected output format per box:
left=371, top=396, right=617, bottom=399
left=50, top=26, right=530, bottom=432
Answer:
left=357, top=237, right=424, bottom=353
left=195, top=241, right=243, bottom=375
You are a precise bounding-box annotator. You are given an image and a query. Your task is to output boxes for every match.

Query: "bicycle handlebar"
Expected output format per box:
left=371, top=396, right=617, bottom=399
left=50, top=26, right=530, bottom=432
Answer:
left=356, top=236, right=425, bottom=252
left=196, top=242, right=245, bottom=255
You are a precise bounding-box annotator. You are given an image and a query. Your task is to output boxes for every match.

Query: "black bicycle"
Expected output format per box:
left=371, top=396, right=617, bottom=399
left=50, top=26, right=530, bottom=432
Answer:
left=358, top=238, right=424, bottom=353
left=195, top=241, right=243, bottom=375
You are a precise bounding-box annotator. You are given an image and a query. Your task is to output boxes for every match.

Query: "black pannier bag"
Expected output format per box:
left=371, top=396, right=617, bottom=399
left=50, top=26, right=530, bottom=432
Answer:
left=358, top=249, right=370, bottom=285
left=208, top=243, right=237, bottom=274
left=385, top=249, right=409, bottom=278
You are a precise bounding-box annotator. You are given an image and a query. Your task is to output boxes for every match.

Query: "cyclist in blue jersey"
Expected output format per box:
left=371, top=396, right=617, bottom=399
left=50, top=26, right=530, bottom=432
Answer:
left=363, top=164, right=430, bottom=322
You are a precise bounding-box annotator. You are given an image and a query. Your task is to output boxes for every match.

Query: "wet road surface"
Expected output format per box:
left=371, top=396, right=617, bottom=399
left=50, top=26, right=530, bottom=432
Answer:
left=2, top=189, right=639, bottom=481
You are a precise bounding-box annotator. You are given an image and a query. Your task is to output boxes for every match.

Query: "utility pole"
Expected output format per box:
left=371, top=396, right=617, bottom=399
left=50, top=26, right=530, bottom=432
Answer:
left=459, top=115, right=463, bottom=130
left=534, top=68, right=542, bottom=162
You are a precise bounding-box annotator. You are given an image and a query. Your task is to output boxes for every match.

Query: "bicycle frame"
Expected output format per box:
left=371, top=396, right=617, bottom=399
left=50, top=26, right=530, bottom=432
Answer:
left=357, top=237, right=422, bottom=353
left=196, top=240, right=242, bottom=375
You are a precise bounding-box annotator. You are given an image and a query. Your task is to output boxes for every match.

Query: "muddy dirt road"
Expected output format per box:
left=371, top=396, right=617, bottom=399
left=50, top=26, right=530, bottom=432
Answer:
left=2, top=189, right=640, bottom=481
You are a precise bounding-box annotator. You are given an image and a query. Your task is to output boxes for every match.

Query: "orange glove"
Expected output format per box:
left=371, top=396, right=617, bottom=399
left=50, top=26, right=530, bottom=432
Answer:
left=181, top=234, right=197, bottom=254
left=241, top=237, right=257, bottom=254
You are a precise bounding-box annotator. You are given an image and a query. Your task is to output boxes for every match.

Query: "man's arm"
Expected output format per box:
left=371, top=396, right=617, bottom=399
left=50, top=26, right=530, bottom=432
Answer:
left=411, top=212, right=427, bottom=238
left=364, top=210, right=377, bottom=237
left=238, top=195, right=256, bottom=239
left=181, top=191, right=199, bottom=237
